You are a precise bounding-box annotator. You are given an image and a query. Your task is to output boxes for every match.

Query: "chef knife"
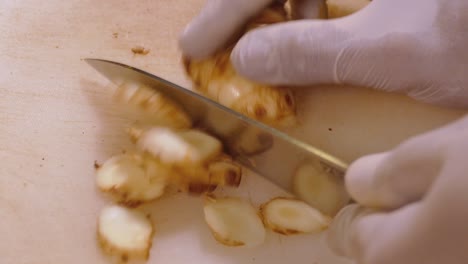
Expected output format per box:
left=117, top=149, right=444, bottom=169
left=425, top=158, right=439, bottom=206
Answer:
left=85, top=58, right=348, bottom=194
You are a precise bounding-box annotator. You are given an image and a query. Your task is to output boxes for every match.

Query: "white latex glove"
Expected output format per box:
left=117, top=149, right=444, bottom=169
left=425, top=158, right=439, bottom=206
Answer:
left=326, top=113, right=468, bottom=264
left=179, top=0, right=468, bottom=108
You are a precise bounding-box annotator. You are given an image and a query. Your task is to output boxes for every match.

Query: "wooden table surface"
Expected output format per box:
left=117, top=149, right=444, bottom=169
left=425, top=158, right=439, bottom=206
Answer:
left=0, top=1, right=465, bottom=263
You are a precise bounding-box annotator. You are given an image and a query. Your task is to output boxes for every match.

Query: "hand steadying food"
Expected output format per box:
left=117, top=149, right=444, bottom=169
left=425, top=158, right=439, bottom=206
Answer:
left=180, top=0, right=468, bottom=108
left=179, top=0, right=468, bottom=263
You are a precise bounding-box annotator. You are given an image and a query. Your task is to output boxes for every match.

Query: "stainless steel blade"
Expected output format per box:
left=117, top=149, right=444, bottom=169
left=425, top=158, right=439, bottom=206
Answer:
left=85, top=58, right=348, bottom=194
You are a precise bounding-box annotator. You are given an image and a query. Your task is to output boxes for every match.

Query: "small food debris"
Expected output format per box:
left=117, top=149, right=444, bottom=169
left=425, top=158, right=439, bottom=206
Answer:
left=113, top=32, right=119, bottom=38
left=131, top=46, right=150, bottom=55
left=94, top=160, right=101, bottom=170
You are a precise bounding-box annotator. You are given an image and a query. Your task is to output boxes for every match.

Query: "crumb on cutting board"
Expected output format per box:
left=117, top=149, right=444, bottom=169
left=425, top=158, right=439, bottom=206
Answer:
left=131, top=46, right=150, bottom=55
left=113, top=32, right=119, bottom=38
left=94, top=160, right=101, bottom=170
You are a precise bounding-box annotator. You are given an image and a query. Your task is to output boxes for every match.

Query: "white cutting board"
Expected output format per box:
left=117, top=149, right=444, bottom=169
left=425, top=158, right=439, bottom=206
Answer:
left=0, top=1, right=465, bottom=264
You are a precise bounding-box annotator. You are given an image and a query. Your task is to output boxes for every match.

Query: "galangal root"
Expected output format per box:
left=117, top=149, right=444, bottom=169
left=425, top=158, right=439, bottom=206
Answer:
left=182, top=2, right=297, bottom=128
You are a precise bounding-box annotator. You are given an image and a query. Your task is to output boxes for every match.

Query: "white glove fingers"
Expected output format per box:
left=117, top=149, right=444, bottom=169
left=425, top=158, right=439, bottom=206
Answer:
left=230, top=19, right=354, bottom=85
left=179, top=0, right=273, bottom=59
left=327, top=203, right=426, bottom=264
left=230, top=6, right=427, bottom=87
left=346, top=132, right=445, bottom=209
left=288, top=0, right=327, bottom=19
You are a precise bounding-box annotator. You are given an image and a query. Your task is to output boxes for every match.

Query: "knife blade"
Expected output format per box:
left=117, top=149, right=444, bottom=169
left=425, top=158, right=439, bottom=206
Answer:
left=84, top=58, right=348, bottom=194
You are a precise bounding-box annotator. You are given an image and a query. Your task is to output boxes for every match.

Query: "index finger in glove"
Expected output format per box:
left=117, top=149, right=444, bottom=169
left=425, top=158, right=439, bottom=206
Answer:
left=344, top=115, right=465, bottom=210
left=328, top=152, right=468, bottom=264
left=179, top=0, right=275, bottom=59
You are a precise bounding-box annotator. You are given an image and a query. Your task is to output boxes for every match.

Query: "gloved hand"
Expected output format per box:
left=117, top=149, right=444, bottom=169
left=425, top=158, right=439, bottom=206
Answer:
left=326, top=113, right=468, bottom=264
left=180, top=1, right=468, bottom=263
left=179, top=0, right=468, bottom=108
